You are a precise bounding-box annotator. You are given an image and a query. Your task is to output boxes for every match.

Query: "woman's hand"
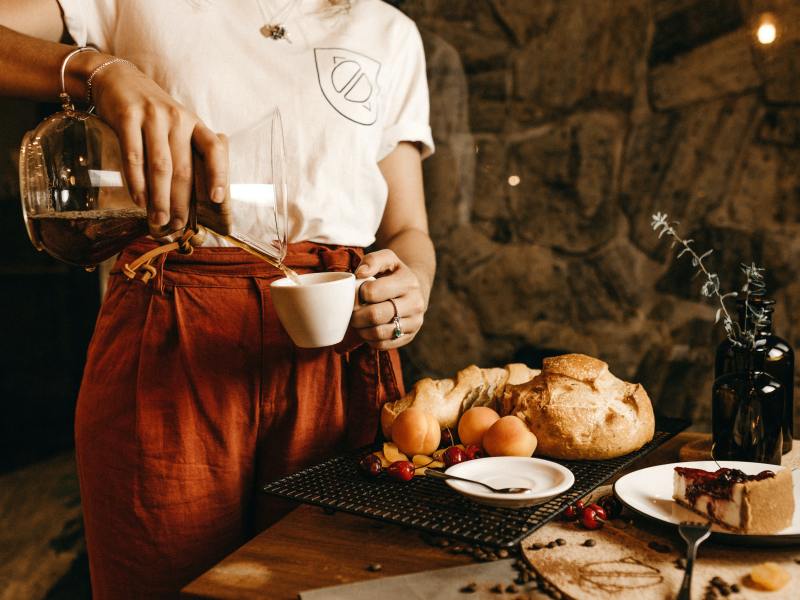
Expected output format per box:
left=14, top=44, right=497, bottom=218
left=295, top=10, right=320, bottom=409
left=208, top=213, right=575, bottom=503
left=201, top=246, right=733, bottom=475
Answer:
left=350, top=249, right=428, bottom=350
left=91, top=60, right=227, bottom=236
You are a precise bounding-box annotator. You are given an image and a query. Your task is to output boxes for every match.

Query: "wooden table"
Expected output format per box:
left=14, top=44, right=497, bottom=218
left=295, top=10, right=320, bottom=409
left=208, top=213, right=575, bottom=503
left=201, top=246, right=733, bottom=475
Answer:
left=182, top=431, right=705, bottom=599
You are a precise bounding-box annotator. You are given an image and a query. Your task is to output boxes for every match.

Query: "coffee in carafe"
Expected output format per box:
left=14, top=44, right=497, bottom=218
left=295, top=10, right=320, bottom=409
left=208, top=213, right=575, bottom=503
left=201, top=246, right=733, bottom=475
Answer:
left=19, top=106, right=157, bottom=267
left=27, top=208, right=148, bottom=266
left=20, top=103, right=292, bottom=274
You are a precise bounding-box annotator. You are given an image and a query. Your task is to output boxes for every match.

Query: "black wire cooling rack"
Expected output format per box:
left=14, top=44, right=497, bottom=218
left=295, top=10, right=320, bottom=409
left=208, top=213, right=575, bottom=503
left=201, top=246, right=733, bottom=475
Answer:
left=262, top=417, right=689, bottom=548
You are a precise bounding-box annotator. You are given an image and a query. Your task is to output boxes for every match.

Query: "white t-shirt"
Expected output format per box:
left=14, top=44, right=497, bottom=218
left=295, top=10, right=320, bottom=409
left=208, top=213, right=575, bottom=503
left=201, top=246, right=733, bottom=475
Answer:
left=58, top=0, right=434, bottom=248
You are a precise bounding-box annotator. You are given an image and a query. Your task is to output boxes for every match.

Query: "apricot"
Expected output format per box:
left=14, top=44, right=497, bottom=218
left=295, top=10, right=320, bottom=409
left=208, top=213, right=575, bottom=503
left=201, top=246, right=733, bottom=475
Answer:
left=380, top=404, right=397, bottom=439
left=482, top=415, right=538, bottom=457
left=751, top=562, right=790, bottom=591
left=382, top=442, right=408, bottom=464
left=458, top=406, right=500, bottom=447
left=391, top=408, right=441, bottom=456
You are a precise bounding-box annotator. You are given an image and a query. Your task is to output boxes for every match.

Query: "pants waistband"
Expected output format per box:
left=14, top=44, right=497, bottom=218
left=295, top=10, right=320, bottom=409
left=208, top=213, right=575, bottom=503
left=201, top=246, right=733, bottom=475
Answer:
left=111, top=237, right=365, bottom=277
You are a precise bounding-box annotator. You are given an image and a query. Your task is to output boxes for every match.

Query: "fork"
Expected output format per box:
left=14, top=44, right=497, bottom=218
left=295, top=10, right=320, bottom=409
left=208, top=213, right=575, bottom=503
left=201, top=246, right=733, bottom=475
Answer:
left=677, top=521, right=712, bottom=600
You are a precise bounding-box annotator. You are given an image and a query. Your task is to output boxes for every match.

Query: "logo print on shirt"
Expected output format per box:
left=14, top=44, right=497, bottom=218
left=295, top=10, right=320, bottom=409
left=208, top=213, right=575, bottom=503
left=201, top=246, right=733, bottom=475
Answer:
left=314, top=48, right=381, bottom=126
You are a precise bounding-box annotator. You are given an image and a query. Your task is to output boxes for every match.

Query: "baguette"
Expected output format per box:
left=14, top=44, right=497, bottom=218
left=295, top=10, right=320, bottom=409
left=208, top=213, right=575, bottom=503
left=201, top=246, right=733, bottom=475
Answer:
left=381, top=363, right=539, bottom=438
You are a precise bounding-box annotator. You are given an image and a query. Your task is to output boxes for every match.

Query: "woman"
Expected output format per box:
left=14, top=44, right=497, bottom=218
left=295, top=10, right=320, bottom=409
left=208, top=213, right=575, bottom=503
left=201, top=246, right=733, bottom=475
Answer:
left=0, top=0, right=435, bottom=597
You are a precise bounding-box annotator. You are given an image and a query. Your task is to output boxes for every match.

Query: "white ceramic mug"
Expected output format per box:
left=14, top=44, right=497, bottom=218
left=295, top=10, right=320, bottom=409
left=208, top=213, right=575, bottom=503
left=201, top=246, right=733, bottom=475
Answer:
left=270, top=272, right=372, bottom=348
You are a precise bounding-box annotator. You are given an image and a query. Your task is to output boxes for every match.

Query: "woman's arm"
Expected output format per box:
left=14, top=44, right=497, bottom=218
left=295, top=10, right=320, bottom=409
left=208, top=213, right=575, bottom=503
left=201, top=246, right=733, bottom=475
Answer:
left=0, top=2, right=227, bottom=234
left=350, top=142, right=436, bottom=349
left=0, top=0, right=63, bottom=43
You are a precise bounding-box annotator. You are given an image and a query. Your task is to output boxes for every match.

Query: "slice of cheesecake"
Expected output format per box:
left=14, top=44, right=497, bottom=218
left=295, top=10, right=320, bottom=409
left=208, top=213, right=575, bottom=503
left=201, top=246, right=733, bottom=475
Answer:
left=673, top=466, right=795, bottom=534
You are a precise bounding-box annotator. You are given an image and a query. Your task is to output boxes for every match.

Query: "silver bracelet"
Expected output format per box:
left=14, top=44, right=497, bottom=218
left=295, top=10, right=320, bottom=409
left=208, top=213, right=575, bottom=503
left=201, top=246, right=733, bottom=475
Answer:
left=86, top=58, right=138, bottom=106
left=59, top=46, right=99, bottom=110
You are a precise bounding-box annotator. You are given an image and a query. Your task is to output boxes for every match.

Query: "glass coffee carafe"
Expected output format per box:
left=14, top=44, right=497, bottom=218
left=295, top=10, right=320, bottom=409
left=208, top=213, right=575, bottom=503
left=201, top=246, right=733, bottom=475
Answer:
left=19, top=102, right=289, bottom=270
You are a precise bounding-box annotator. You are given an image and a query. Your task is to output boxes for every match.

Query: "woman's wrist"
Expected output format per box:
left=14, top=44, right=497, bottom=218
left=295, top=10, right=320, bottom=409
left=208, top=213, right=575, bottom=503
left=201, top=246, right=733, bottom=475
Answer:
left=62, top=49, right=113, bottom=104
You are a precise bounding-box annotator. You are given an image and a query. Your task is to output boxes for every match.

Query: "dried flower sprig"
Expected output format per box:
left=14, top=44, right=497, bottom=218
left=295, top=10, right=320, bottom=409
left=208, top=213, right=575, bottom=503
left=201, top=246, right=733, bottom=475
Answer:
left=650, top=212, right=768, bottom=349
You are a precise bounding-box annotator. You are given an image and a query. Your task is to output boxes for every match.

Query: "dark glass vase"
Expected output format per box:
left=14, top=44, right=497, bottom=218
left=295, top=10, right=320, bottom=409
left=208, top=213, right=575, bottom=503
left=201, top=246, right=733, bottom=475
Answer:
left=715, top=298, right=795, bottom=453
left=712, top=349, right=783, bottom=465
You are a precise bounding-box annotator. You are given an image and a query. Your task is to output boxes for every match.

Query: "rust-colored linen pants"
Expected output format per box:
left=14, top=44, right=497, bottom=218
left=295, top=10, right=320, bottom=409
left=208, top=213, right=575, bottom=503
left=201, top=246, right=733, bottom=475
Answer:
left=75, top=240, right=403, bottom=599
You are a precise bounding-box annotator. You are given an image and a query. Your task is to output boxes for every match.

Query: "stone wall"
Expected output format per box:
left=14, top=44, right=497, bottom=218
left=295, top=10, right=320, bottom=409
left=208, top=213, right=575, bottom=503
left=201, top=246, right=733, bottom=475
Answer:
left=400, top=0, right=800, bottom=431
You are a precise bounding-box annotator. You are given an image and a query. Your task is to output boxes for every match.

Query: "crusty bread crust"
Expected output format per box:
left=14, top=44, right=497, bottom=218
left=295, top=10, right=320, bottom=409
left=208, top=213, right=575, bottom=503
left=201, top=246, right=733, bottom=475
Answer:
left=505, top=354, right=655, bottom=460
left=382, top=354, right=655, bottom=461
left=380, top=364, right=540, bottom=438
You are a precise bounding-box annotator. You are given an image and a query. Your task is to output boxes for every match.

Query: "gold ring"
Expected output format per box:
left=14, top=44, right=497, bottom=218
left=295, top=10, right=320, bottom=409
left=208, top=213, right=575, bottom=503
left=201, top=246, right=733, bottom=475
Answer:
left=387, top=298, right=399, bottom=322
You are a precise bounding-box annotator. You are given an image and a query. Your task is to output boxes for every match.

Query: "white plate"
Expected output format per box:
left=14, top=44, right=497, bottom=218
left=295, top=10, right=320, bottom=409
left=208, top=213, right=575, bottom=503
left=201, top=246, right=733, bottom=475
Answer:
left=444, top=456, right=574, bottom=508
left=614, top=461, right=800, bottom=546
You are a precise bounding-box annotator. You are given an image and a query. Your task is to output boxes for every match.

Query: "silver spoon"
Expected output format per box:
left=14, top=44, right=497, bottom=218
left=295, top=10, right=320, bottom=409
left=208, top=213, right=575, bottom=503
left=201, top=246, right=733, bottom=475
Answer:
left=426, top=469, right=532, bottom=494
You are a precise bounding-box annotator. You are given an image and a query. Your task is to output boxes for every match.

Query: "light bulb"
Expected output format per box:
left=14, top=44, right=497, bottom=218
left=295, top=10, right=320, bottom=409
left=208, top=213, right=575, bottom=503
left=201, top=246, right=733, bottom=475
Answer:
left=756, top=15, right=777, bottom=45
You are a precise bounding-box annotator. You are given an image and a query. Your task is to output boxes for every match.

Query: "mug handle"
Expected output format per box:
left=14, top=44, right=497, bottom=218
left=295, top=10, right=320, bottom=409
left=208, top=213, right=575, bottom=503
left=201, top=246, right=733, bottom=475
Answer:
left=354, top=276, right=376, bottom=308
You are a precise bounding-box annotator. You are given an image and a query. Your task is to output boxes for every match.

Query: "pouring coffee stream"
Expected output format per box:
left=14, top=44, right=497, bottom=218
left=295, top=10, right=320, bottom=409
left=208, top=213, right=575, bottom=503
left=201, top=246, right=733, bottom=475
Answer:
left=208, top=226, right=302, bottom=285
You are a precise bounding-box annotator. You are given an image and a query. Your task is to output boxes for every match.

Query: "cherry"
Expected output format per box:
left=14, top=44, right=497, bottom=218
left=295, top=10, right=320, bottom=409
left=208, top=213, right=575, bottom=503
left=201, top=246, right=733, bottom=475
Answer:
left=580, top=506, right=605, bottom=530
left=464, top=444, right=484, bottom=460
left=575, top=500, right=585, bottom=511
left=358, top=454, right=382, bottom=477
left=387, top=460, right=415, bottom=482
left=440, top=428, right=456, bottom=448
left=598, top=495, right=623, bottom=519
left=443, top=446, right=467, bottom=468
left=562, top=504, right=579, bottom=521
left=586, top=503, right=607, bottom=521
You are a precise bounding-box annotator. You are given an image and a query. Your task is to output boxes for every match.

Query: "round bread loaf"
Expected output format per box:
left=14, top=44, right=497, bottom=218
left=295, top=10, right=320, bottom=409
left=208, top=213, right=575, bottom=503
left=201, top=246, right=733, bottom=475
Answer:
left=505, top=354, right=655, bottom=460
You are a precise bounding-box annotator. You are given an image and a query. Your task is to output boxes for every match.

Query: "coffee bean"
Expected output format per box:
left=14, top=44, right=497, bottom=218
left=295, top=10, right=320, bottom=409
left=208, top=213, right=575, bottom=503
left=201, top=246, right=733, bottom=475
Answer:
left=730, top=583, right=740, bottom=593
left=529, top=543, right=544, bottom=550
left=486, top=552, right=498, bottom=561
left=711, top=576, right=724, bottom=587
left=506, top=584, right=518, bottom=593
left=490, top=583, right=503, bottom=593
left=556, top=538, right=567, bottom=546
left=546, top=541, right=556, bottom=548
left=582, top=539, right=596, bottom=547
left=719, top=586, right=731, bottom=597
left=460, top=582, right=477, bottom=593
left=498, top=549, right=509, bottom=558
left=367, top=563, right=382, bottom=572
